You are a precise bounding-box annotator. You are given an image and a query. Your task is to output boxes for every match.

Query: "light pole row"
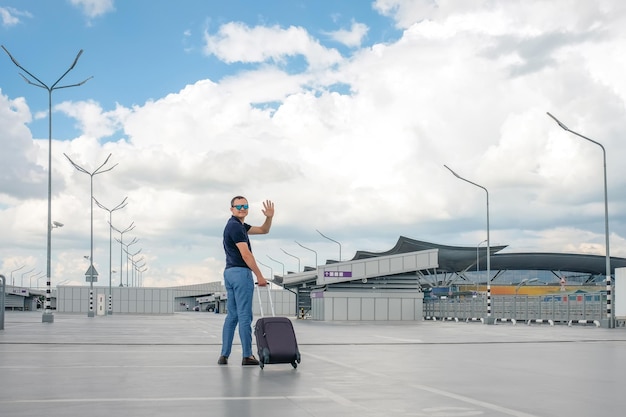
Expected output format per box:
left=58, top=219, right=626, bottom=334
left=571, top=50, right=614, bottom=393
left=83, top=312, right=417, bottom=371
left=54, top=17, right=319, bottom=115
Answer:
left=443, top=113, right=613, bottom=328
left=94, top=197, right=128, bottom=315
left=65, top=154, right=117, bottom=317
left=2, top=45, right=92, bottom=323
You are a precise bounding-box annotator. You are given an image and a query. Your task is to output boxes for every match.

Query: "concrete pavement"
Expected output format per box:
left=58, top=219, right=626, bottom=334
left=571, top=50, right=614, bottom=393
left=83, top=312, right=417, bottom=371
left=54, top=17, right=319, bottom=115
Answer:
left=1, top=311, right=625, bottom=417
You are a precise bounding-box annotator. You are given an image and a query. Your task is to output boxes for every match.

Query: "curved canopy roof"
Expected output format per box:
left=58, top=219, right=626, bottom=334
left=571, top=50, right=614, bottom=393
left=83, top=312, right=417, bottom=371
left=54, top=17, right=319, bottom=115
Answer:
left=350, top=236, right=626, bottom=275
left=352, top=236, right=507, bottom=273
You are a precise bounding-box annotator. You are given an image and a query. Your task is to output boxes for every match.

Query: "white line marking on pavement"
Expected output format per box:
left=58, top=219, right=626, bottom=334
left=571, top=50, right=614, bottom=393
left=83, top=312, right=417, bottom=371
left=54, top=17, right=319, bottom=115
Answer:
left=305, top=352, right=540, bottom=417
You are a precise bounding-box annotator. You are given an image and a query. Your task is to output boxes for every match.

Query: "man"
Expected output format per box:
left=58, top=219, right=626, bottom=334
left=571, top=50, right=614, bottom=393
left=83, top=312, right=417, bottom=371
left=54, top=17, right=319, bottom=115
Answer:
left=218, top=196, right=274, bottom=366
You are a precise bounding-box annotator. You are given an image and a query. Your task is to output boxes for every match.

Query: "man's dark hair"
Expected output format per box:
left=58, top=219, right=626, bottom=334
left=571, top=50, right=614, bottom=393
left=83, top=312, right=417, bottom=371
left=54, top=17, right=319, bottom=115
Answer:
left=230, top=195, right=247, bottom=206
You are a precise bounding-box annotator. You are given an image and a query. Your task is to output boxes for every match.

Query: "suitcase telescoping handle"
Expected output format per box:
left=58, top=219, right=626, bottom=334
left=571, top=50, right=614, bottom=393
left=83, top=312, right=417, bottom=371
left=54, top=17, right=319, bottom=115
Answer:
left=255, top=283, right=275, bottom=317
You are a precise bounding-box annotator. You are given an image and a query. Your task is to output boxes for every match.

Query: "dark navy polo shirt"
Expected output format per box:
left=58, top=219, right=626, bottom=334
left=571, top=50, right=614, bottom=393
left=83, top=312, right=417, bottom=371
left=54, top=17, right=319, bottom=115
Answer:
left=223, top=215, right=252, bottom=269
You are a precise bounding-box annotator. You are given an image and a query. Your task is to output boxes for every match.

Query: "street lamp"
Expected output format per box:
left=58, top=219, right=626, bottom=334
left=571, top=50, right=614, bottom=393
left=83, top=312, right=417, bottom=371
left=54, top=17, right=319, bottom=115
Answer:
left=281, top=248, right=301, bottom=272
left=111, top=222, right=135, bottom=287
left=267, top=255, right=285, bottom=278
left=123, top=241, right=140, bottom=287
left=2, top=45, right=92, bottom=324
left=547, top=112, right=613, bottom=328
left=137, top=266, right=148, bottom=287
left=127, top=254, right=143, bottom=287
left=65, top=153, right=117, bottom=317
left=133, top=260, right=146, bottom=287
left=295, top=241, right=318, bottom=268
left=476, top=239, right=487, bottom=289
left=29, top=271, right=44, bottom=288
left=20, top=267, right=35, bottom=287
left=316, top=229, right=342, bottom=262
left=258, top=261, right=274, bottom=283
left=10, top=265, right=25, bottom=286
left=445, top=164, right=492, bottom=323
left=94, top=196, right=127, bottom=315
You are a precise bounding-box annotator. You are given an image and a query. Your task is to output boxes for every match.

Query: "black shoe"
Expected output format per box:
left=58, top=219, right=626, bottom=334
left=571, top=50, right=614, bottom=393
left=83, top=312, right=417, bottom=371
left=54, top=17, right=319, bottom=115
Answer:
left=217, top=355, right=228, bottom=365
left=242, top=356, right=259, bottom=366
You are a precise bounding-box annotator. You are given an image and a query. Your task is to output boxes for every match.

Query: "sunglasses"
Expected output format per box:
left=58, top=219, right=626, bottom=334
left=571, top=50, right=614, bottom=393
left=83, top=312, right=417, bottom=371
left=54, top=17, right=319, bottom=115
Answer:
left=232, top=204, right=249, bottom=210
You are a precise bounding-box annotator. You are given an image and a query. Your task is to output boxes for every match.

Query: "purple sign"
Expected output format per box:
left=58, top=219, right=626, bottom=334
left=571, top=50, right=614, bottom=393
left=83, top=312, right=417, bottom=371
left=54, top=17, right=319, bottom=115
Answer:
left=323, top=271, right=352, bottom=278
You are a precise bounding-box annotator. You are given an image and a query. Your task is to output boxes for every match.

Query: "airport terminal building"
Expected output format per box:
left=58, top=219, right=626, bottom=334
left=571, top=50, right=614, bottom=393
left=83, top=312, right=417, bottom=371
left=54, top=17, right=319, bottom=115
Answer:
left=274, top=236, right=626, bottom=322
left=4, top=236, right=625, bottom=323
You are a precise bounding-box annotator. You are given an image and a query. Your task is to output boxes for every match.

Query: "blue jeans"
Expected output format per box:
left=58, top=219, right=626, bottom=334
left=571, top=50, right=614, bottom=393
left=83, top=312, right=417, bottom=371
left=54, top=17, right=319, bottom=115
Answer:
left=220, top=267, right=255, bottom=358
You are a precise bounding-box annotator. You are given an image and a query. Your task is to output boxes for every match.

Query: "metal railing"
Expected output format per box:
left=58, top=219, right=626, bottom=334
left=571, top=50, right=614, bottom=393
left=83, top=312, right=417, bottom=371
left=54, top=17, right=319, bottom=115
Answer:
left=424, top=293, right=605, bottom=325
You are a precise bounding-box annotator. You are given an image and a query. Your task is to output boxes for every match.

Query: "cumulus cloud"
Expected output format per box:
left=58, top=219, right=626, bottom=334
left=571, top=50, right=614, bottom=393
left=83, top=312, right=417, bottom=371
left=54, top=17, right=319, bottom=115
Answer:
left=203, top=22, right=343, bottom=70
left=69, top=0, right=115, bottom=19
left=324, top=21, right=369, bottom=47
left=0, top=7, right=32, bottom=27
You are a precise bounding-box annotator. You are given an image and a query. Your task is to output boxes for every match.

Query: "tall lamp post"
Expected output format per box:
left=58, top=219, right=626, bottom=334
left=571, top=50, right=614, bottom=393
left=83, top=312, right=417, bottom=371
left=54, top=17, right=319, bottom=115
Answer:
left=258, top=261, right=273, bottom=282
left=111, top=222, right=135, bottom=286
left=133, top=260, right=146, bottom=287
left=21, top=268, right=36, bottom=287
left=124, top=240, right=140, bottom=287
left=64, top=153, right=117, bottom=317
left=94, top=197, right=127, bottom=315
left=267, top=255, right=286, bottom=278
left=547, top=112, right=613, bottom=328
left=137, top=266, right=148, bottom=287
left=316, top=229, right=342, bottom=262
left=10, top=265, right=25, bottom=286
left=281, top=248, right=301, bottom=273
left=476, top=239, right=487, bottom=290
left=2, top=45, right=92, bottom=323
left=28, top=271, right=44, bottom=288
left=127, top=254, right=143, bottom=287
left=445, top=165, right=493, bottom=324
left=295, top=241, right=318, bottom=268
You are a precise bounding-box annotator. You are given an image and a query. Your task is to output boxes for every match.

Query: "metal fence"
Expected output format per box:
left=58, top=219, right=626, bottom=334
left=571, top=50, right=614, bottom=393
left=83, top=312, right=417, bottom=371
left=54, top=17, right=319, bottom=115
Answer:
left=424, top=293, right=605, bottom=325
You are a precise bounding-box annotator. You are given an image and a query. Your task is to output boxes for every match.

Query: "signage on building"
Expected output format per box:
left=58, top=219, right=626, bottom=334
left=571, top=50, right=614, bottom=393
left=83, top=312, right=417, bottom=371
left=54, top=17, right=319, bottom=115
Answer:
left=323, top=271, right=352, bottom=278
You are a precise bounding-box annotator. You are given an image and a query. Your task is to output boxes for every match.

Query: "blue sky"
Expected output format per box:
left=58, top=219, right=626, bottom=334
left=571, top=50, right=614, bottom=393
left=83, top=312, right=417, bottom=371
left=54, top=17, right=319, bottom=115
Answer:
left=1, top=0, right=400, bottom=141
left=2, top=0, right=626, bottom=288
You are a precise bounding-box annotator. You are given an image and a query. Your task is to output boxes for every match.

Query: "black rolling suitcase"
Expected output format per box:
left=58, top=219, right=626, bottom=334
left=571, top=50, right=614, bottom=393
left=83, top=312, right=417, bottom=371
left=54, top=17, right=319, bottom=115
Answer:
left=254, top=285, right=301, bottom=369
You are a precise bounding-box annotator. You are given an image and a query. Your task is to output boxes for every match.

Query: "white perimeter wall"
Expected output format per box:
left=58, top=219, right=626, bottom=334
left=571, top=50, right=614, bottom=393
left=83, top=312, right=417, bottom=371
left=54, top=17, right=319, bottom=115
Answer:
left=311, top=291, right=424, bottom=321
left=57, top=286, right=175, bottom=314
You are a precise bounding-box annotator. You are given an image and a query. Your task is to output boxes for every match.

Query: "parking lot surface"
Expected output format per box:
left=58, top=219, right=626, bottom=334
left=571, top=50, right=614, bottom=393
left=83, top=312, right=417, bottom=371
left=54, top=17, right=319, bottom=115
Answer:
left=1, top=311, right=625, bottom=417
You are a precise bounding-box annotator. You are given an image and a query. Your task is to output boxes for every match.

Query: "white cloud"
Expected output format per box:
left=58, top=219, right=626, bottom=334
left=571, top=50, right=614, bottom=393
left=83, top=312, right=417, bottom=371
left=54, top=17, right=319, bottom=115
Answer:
left=324, top=21, right=369, bottom=48
left=0, top=7, right=32, bottom=27
left=203, top=22, right=343, bottom=70
left=68, top=0, right=115, bottom=19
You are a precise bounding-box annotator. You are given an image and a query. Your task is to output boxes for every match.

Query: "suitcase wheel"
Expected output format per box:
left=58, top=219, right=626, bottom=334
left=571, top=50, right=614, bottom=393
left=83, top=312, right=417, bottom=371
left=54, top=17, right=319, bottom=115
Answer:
left=291, top=361, right=297, bottom=369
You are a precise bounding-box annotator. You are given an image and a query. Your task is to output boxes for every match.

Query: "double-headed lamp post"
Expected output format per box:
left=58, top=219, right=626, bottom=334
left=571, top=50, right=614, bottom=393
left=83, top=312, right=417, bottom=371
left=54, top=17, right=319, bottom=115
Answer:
left=64, top=153, right=117, bottom=317
left=445, top=165, right=492, bottom=324
left=547, top=112, right=613, bottom=328
left=2, top=45, right=92, bottom=323
left=111, top=222, right=135, bottom=287
left=94, top=196, right=127, bottom=315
